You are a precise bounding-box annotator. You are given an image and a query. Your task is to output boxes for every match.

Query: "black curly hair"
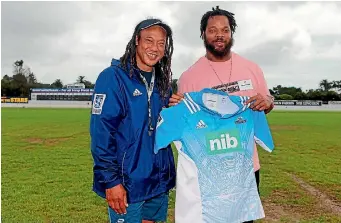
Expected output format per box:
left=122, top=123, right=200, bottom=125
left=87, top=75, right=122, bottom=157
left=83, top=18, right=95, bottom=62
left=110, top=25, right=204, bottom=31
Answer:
left=200, top=6, right=237, bottom=38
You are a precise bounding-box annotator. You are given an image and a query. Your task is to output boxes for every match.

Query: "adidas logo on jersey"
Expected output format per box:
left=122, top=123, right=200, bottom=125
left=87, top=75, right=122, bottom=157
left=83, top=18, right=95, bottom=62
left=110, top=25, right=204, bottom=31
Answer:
left=196, top=120, right=207, bottom=129
left=133, top=89, right=142, bottom=96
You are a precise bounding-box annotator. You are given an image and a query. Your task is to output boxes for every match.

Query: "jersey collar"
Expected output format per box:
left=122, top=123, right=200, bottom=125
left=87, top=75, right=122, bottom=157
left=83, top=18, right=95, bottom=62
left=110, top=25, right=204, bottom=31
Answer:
left=190, top=88, right=246, bottom=119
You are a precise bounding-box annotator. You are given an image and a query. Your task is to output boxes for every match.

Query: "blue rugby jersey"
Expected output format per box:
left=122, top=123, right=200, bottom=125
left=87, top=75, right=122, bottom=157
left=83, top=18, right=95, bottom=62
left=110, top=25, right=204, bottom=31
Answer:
left=154, top=88, right=274, bottom=223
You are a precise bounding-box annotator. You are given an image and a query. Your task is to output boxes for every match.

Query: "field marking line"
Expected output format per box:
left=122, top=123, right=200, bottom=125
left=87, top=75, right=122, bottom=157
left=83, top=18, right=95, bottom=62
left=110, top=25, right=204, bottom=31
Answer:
left=288, top=173, right=341, bottom=216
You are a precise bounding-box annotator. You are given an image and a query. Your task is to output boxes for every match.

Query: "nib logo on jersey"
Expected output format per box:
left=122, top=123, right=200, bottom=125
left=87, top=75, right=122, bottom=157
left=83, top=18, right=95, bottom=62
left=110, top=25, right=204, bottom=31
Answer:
left=205, top=129, right=243, bottom=155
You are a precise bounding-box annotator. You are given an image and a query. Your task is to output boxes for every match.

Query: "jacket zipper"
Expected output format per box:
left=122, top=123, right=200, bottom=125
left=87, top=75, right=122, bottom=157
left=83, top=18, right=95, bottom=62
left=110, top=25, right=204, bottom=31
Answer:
left=121, top=152, right=127, bottom=184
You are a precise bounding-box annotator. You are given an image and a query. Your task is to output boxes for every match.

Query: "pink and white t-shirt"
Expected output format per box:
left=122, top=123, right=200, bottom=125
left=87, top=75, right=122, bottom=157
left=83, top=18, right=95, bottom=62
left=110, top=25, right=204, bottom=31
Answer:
left=177, top=52, right=271, bottom=171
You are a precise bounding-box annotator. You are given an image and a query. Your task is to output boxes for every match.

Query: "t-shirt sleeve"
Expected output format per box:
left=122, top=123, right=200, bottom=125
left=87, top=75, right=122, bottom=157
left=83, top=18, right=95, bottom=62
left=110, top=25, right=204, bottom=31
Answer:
left=252, top=110, right=274, bottom=152
left=177, top=72, right=193, bottom=94
left=254, top=65, right=271, bottom=97
left=154, top=104, right=186, bottom=154
left=177, top=75, right=186, bottom=94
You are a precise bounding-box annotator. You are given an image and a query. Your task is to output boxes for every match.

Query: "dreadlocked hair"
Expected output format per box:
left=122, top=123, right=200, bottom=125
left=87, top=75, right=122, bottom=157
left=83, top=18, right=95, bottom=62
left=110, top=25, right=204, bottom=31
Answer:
left=200, top=6, right=237, bottom=38
left=120, top=19, right=174, bottom=99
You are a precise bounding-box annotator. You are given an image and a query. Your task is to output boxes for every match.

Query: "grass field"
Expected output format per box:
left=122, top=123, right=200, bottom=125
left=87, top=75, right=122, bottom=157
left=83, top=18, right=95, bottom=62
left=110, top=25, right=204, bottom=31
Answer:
left=1, top=108, right=341, bottom=223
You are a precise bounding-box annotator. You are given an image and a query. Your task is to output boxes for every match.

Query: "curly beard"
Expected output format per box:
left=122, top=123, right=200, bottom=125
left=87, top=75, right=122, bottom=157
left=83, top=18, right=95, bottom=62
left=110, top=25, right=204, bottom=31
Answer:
left=204, top=35, right=234, bottom=58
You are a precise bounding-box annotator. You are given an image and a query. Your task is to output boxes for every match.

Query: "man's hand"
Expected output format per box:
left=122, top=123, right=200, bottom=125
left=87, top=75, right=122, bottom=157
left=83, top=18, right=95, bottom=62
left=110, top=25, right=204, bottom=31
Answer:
left=168, top=93, right=184, bottom=107
left=245, top=93, right=274, bottom=112
left=106, top=184, right=128, bottom=215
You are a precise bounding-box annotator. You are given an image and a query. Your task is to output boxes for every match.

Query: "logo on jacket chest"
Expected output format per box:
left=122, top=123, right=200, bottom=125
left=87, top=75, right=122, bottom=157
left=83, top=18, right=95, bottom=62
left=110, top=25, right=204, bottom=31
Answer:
left=133, top=89, right=143, bottom=96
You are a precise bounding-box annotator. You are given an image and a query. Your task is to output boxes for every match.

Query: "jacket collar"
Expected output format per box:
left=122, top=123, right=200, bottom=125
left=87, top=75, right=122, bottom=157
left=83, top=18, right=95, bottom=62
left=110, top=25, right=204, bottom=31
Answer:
left=111, top=58, right=141, bottom=80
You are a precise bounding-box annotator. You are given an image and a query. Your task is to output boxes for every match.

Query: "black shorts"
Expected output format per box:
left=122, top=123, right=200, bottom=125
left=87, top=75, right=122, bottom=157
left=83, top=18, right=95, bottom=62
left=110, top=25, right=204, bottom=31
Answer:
left=255, top=169, right=260, bottom=194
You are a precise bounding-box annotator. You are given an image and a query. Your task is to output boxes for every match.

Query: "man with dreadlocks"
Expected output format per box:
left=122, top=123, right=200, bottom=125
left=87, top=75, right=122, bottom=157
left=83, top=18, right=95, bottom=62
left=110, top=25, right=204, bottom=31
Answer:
left=90, top=18, right=176, bottom=223
left=169, top=6, right=274, bottom=223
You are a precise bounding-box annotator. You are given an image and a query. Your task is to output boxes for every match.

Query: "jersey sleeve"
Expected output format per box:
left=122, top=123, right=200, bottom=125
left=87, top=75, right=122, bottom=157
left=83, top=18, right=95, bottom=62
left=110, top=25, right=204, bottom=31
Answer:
left=154, top=104, right=186, bottom=154
left=252, top=110, right=274, bottom=152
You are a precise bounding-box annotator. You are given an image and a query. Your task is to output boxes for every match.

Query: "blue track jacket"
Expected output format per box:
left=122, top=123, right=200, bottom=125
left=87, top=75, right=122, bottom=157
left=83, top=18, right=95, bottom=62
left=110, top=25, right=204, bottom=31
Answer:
left=90, top=59, right=176, bottom=203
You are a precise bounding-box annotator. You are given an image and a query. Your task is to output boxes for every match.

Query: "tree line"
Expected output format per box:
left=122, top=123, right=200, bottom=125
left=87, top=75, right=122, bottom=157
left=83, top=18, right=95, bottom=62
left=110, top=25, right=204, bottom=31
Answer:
left=2, top=60, right=341, bottom=101
left=1, top=60, right=94, bottom=97
left=269, top=80, right=341, bottom=101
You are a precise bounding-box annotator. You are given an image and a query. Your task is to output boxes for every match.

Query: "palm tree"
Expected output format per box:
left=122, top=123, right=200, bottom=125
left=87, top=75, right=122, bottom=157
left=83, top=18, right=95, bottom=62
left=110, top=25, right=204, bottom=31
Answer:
left=77, top=76, right=86, bottom=84
left=319, top=79, right=332, bottom=92
left=332, top=80, right=341, bottom=90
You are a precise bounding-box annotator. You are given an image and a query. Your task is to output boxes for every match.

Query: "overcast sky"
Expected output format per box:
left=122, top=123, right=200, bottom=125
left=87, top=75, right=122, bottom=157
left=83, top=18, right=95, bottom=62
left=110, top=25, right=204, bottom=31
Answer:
left=1, top=1, right=341, bottom=90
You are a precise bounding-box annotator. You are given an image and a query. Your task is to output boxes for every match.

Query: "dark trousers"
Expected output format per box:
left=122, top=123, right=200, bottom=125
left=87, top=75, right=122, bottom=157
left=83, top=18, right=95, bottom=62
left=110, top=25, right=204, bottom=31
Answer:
left=243, top=170, right=260, bottom=223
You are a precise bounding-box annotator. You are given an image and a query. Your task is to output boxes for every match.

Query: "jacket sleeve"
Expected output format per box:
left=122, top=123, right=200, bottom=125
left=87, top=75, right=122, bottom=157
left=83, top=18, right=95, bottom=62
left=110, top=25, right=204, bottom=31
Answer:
left=90, top=67, right=125, bottom=189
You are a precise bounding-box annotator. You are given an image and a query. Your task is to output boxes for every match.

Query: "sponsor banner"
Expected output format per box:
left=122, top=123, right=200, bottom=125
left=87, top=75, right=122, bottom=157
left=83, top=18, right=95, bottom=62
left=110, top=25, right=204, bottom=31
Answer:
left=1, top=97, right=29, bottom=103
left=329, top=101, right=341, bottom=105
left=274, top=100, right=322, bottom=106
left=31, top=88, right=94, bottom=93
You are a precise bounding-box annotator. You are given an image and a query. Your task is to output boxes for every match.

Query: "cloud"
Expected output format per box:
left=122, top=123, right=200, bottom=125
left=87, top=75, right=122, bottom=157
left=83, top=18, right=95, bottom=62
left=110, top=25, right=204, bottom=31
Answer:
left=1, top=1, right=341, bottom=91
